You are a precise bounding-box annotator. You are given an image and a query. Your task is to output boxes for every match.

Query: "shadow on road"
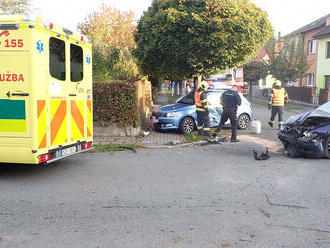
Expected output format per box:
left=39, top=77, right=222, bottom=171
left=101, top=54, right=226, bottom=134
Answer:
left=0, top=160, right=74, bottom=178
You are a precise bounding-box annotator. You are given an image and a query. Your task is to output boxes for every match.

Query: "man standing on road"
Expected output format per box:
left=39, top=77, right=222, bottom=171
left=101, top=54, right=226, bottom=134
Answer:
left=212, top=85, right=241, bottom=142
left=268, top=81, right=288, bottom=129
left=194, top=81, right=211, bottom=136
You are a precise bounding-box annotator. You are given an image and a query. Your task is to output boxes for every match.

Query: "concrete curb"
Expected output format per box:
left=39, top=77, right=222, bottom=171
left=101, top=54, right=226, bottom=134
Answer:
left=142, top=140, right=213, bottom=149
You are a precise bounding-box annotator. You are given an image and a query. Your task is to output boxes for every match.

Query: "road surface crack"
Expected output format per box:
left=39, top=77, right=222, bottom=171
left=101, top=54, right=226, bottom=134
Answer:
left=265, top=194, right=309, bottom=209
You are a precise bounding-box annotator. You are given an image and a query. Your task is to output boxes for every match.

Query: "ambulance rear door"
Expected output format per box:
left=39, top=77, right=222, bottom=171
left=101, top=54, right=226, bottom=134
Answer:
left=0, top=27, right=31, bottom=138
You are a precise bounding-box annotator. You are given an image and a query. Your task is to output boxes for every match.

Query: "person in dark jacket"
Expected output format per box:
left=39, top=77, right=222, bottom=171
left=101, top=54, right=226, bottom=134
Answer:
left=212, top=85, right=241, bottom=142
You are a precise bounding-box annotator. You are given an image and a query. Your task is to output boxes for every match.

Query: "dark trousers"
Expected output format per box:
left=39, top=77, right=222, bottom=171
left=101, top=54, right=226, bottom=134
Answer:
left=196, top=110, right=210, bottom=135
left=215, top=109, right=237, bottom=140
left=270, top=106, right=284, bottom=124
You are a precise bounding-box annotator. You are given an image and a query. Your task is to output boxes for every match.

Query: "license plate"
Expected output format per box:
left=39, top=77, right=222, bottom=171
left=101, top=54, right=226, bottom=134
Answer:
left=62, top=146, right=77, bottom=156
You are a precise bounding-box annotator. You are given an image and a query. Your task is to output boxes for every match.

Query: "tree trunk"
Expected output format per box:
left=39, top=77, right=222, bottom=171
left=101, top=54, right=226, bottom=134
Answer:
left=193, top=76, right=198, bottom=91
left=151, top=85, right=158, bottom=101
left=249, top=81, right=253, bottom=98
left=179, top=81, right=184, bottom=96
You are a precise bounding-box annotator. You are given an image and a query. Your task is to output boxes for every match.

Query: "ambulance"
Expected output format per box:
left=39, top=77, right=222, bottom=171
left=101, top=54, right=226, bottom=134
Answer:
left=0, top=16, right=93, bottom=164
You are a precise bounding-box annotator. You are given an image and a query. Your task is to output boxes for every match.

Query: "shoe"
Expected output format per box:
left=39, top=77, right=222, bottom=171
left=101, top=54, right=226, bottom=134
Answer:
left=278, top=124, right=282, bottom=130
left=230, top=139, right=240, bottom=142
left=268, top=121, right=273, bottom=128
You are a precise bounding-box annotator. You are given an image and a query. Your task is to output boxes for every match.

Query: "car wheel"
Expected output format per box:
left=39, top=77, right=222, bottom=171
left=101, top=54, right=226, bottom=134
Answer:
left=179, top=117, right=195, bottom=134
left=238, top=114, right=250, bottom=130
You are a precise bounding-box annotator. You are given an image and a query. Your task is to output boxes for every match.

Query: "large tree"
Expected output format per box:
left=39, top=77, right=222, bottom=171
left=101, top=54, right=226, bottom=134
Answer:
left=265, top=35, right=310, bottom=84
left=78, top=4, right=141, bottom=82
left=0, top=0, right=31, bottom=14
left=134, top=0, right=273, bottom=93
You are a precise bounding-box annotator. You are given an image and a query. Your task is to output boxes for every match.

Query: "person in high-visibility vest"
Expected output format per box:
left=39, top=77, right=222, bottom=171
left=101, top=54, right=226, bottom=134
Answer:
left=194, top=81, right=211, bottom=136
left=268, top=80, right=288, bottom=129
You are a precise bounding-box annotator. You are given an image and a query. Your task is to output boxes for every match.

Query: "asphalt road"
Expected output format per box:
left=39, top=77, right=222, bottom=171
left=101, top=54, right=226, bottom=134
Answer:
left=1, top=104, right=329, bottom=248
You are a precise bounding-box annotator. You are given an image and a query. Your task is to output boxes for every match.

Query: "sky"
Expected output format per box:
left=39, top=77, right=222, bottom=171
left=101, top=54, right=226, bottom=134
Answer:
left=32, top=0, right=330, bottom=36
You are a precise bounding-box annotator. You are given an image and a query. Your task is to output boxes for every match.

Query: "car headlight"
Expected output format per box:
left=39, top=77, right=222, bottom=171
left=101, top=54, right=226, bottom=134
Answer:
left=165, top=112, right=180, bottom=117
left=303, top=131, right=317, bottom=141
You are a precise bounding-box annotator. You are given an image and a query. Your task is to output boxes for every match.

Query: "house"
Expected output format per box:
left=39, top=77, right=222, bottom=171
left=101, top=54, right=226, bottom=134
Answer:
left=288, top=14, right=330, bottom=103
left=313, top=18, right=330, bottom=104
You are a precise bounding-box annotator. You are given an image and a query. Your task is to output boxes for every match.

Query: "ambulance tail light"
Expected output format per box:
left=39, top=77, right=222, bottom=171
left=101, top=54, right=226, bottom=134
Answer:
left=82, top=142, right=92, bottom=150
left=81, top=35, right=88, bottom=43
left=38, top=153, right=51, bottom=163
left=49, top=22, right=54, bottom=29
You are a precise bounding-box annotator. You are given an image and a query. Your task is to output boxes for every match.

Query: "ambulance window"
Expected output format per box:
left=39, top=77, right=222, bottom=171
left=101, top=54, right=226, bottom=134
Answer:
left=70, top=44, right=83, bottom=82
left=49, top=38, right=66, bottom=81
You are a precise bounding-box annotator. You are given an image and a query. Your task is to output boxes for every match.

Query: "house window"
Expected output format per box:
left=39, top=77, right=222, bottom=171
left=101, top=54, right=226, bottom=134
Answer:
left=307, top=73, right=314, bottom=87
left=325, top=75, right=330, bottom=89
left=308, top=40, right=316, bottom=54
left=327, top=42, right=330, bottom=59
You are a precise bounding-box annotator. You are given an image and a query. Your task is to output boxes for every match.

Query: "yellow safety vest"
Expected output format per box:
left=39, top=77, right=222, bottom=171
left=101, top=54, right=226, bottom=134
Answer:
left=271, top=88, right=286, bottom=106
left=194, top=92, right=207, bottom=111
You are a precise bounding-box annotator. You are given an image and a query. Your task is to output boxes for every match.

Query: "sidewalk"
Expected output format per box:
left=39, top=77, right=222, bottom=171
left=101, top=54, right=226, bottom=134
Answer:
left=94, top=131, right=186, bottom=146
left=94, top=93, right=188, bottom=147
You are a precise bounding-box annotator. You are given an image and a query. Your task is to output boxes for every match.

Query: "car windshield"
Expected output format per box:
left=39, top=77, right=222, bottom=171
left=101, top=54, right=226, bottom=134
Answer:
left=177, top=92, right=194, bottom=105
left=207, top=91, right=222, bottom=105
left=316, top=102, right=330, bottom=114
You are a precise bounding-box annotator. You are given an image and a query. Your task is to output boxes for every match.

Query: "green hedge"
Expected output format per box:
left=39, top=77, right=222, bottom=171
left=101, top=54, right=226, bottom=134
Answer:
left=93, top=82, right=139, bottom=126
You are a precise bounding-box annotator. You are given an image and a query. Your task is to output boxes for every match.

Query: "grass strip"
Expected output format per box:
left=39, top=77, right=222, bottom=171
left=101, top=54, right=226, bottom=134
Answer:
left=93, top=144, right=144, bottom=152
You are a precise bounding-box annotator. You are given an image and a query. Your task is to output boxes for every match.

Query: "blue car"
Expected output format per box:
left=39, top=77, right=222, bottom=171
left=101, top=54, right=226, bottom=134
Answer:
left=153, top=90, right=253, bottom=133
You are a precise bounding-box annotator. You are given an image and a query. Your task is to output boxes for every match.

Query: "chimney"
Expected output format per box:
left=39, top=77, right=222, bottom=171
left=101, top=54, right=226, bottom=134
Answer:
left=326, top=17, right=330, bottom=26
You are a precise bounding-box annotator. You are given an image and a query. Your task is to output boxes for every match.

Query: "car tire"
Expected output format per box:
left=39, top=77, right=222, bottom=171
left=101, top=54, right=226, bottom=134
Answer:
left=179, top=117, right=195, bottom=134
left=237, top=114, right=250, bottom=130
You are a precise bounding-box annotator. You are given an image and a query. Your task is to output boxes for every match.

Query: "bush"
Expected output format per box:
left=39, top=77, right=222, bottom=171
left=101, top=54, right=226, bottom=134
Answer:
left=93, top=82, right=139, bottom=126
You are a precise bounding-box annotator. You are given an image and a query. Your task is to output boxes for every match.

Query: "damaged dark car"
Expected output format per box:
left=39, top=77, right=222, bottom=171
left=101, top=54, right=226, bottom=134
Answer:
left=278, top=101, right=330, bottom=158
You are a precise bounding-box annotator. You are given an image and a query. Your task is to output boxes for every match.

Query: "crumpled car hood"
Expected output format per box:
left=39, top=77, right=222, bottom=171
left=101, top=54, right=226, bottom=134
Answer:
left=285, top=109, right=330, bottom=125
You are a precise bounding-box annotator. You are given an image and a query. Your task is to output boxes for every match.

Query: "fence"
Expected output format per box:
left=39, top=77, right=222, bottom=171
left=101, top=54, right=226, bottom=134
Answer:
left=284, top=87, right=313, bottom=104
left=319, top=89, right=329, bottom=105
left=135, top=80, right=153, bottom=124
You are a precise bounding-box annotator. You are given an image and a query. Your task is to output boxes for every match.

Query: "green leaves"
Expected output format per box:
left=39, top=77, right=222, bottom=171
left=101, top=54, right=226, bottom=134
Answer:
left=93, top=83, right=139, bottom=126
left=244, top=61, right=269, bottom=83
left=0, top=0, right=31, bottom=14
left=134, top=0, right=273, bottom=81
left=265, top=35, right=310, bottom=84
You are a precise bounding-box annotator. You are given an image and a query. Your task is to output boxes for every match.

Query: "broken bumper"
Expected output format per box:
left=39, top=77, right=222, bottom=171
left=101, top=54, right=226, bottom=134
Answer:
left=278, top=131, right=325, bottom=157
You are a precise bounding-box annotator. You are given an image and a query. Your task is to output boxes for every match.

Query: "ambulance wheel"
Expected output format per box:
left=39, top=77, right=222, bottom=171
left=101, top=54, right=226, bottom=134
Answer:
left=238, top=114, right=250, bottom=130
left=179, top=117, right=195, bottom=134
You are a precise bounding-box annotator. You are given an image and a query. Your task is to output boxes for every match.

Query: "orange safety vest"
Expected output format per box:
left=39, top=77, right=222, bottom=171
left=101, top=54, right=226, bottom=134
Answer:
left=194, top=92, right=202, bottom=108
left=272, top=88, right=286, bottom=106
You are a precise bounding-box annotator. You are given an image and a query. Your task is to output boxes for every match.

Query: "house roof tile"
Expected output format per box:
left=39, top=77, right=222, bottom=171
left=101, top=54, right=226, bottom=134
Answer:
left=313, top=25, right=330, bottom=39
left=287, top=13, right=330, bottom=36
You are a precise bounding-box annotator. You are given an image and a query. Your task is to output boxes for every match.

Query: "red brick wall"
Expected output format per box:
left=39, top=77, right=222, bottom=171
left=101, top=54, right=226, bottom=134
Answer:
left=298, top=27, right=324, bottom=87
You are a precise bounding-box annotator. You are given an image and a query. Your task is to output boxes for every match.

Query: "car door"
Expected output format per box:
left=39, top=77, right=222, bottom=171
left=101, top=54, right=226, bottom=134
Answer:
left=207, top=91, right=223, bottom=127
